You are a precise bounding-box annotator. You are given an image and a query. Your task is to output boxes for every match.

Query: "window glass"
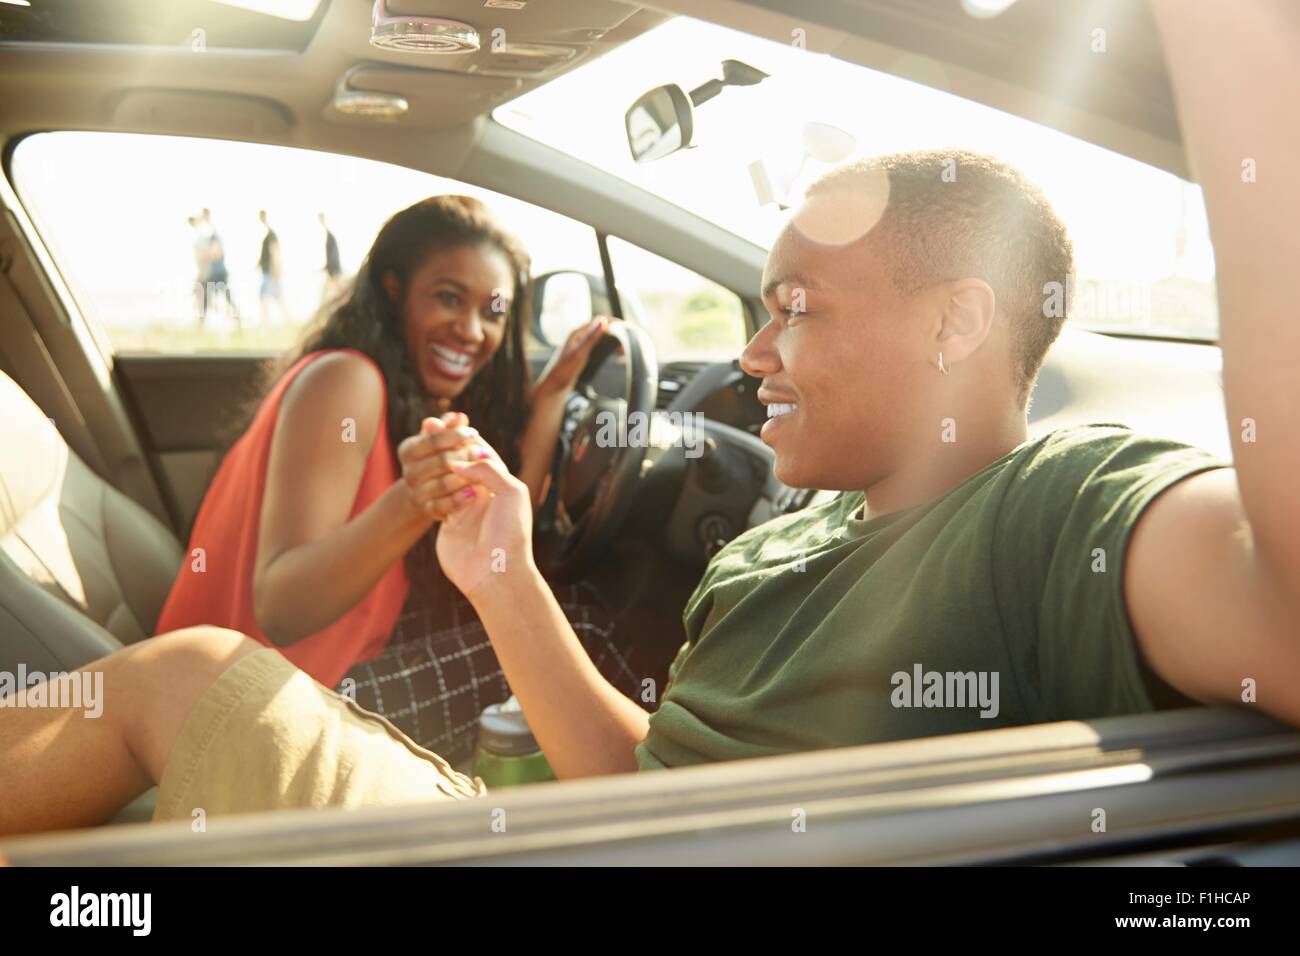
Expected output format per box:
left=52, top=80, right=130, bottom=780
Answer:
left=607, top=236, right=747, bottom=362
left=11, top=131, right=602, bottom=354
left=496, top=16, right=1218, bottom=341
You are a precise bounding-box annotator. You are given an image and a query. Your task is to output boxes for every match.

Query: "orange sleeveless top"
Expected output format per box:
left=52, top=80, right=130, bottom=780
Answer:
left=155, top=348, right=410, bottom=687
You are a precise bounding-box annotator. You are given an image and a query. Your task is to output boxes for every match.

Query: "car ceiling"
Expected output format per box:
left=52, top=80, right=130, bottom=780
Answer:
left=0, top=0, right=670, bottom=167
left=0, top=0, right=1188, bottom=182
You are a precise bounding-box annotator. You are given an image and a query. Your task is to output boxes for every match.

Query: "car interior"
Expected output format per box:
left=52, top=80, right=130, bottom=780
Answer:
left=0, top=0, right=1296, bottom=865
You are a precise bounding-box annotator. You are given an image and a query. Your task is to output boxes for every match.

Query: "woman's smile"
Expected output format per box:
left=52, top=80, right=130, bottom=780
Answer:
left=428, top=341, right=478, bottom=381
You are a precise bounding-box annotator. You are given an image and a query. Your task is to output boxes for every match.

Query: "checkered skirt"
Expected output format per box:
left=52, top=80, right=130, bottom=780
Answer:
left=337, top=579, right=642, bottom=767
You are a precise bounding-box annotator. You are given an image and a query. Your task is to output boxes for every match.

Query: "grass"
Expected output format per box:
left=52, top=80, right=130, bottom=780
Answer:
left=107, top=321, right=313, bottom=355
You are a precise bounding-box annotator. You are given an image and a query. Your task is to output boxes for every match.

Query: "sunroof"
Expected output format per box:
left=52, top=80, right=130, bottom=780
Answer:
left=0, top=0, right=327, bottom=52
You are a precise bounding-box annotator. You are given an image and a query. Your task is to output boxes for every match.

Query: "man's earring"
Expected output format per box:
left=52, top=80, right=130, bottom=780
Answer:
left=937, top=351, right=950, bottom=376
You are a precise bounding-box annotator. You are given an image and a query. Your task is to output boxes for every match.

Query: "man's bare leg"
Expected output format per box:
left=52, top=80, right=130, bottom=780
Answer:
left=0, top=627, right=262, bottom=837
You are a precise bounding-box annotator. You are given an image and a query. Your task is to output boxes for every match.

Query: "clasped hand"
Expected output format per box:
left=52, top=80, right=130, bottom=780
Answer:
left=396, top=411, right=534, bottom=596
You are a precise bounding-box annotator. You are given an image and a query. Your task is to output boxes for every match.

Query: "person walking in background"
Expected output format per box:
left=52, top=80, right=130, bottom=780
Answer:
left=320, top=212, right=344, bottom=305
left=188, top=215, right=212, bottom=326
left=201, top=207, right=240, bottom=330
left=257, top=209, right=287, bottom=326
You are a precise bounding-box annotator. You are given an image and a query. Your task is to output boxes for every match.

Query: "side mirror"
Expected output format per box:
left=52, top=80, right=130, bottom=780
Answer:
left=625, top=85, right=694, bottom=164
left=532, top=270, right=612, bottom=347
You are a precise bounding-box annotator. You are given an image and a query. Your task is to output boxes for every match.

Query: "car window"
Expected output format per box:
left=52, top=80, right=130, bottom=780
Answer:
left=9, top=131, right=603, bottom=355
left=495, top=16, right=1219, bottom=342
left=606, top=236, right=747, bottom=362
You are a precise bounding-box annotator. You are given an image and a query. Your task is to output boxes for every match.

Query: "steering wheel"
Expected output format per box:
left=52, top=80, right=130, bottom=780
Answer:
left=536, top=320, right=658, bottom=580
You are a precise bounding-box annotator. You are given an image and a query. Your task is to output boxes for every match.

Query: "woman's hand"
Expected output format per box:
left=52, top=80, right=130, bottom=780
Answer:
left=533, top=316, right=610, bottom=401
left=395, top=412, right=488, bottom=521
left=517, top=316, right=611, bottom=506
left=436, top=443, right=535, bottom=598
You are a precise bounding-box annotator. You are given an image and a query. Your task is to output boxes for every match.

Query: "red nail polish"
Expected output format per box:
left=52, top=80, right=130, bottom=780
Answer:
left=478, top=449, right=490, bottom=459
left=462, top=487, right=475, bottom=499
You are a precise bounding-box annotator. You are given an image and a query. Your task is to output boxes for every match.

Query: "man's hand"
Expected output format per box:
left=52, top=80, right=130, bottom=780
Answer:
left=437, top=441, right=535, bottom=597
left=438, top=441, right=650, bottom=777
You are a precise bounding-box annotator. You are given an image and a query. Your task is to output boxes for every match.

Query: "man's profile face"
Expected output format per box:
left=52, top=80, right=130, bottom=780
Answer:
left=742, top=179, right=937, bottom=492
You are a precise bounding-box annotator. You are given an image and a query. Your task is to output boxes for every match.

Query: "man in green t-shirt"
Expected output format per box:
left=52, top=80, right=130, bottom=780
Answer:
left=636, top=424, right=1226, bottom=770
left=2, top=0, right=1298, bottom=833
left=419, top=0, right=1300, bottom=781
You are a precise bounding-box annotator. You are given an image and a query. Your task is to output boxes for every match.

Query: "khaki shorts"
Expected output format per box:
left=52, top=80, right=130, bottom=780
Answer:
left=153, top=648, right=487, bottom=824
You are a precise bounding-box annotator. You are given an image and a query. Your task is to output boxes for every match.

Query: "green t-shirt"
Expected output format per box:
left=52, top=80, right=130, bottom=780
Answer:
left=634, top=424, right=1228, bottom=771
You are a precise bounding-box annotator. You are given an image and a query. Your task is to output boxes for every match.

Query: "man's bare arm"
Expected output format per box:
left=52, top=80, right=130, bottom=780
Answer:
left=1126, top=470, right=1299, bottom=723
left=469, top=566, right=650, bottom=778
left=439, top=453, right=651, bottom=779
left=1124, top=1, right=1300, bottom=725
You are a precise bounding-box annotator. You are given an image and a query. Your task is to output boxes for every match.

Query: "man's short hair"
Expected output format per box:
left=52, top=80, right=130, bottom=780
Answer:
left=808, top=149, right=1075, bottom=407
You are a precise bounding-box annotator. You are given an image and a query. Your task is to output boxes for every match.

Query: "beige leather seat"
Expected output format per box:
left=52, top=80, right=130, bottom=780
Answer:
left=0, top=368, right=182, bottom=675
left=1, top=369, right=188, bottom=826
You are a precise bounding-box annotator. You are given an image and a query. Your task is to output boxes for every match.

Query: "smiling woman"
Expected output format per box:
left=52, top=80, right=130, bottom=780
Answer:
left=151, top=195, right=649, bottom=764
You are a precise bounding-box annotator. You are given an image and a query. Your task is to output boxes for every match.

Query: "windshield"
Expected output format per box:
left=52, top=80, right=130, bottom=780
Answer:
left=495, top=16, right=1218, bottom=341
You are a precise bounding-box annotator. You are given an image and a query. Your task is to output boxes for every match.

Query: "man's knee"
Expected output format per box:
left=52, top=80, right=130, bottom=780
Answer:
left=96, top=625, right=255, bottom=689
left=112, top=627, right=265, bottom=782
left=140, top=626, right=262, bottom=671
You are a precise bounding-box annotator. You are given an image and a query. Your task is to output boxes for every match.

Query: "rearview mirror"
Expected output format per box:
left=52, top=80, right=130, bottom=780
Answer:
left=625, top=60, right=768, bottom=164
left=625, top=85, right=694, bottom=164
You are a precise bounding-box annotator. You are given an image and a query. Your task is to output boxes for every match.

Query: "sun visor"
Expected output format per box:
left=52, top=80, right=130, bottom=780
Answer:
left=110, top=89, right=293, bottom=138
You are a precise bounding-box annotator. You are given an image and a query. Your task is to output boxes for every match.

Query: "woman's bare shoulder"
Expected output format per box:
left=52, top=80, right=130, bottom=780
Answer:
left=277, top=350, right=387, bottom=446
